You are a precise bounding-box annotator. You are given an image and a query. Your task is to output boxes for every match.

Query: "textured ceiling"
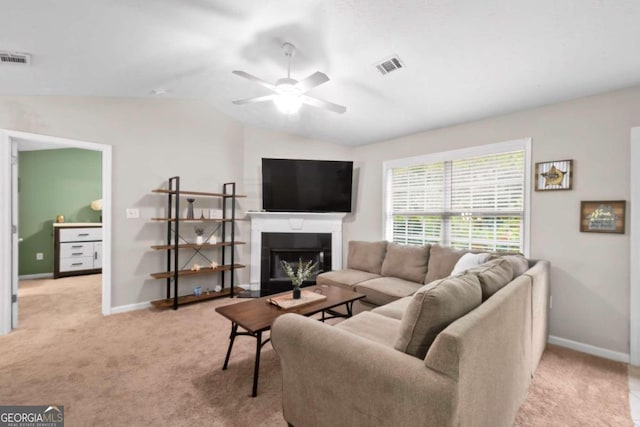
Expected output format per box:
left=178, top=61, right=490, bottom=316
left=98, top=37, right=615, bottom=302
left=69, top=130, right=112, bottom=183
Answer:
left=2, top=0, right=640, bottom=145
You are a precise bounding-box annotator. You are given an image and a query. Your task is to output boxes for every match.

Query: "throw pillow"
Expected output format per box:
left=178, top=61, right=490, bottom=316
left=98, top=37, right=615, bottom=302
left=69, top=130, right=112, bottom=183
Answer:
left=347, top=241, right=388, bottom=275
left=394, top=273, right=482, bottom=359
left=381, top=243, right=430, bottom=283
left=424, top=245, right=467, bottom=284
left=466, top=258, right=514, bottom=301
left=450, top=252, right=490, bottom=276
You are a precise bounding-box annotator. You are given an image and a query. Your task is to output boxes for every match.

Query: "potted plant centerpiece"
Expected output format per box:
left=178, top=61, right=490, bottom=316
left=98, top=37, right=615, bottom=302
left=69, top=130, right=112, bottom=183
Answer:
left=281, top=258, right=317, bottom=299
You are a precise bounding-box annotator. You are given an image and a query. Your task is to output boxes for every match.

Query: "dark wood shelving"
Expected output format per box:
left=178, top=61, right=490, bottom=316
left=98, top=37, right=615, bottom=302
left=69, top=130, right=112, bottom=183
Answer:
left=150, top=242, right=246, bottom=251
left=152, top=189, right=246, bottom=198
left=152, top=179, right=241, bottom=310
left=150, top=288, right=232, bottom=308
left=150, top=264, right=245, bottom=280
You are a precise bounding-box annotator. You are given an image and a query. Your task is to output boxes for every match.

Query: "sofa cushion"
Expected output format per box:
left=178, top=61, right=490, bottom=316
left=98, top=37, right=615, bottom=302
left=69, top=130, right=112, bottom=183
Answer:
left=501, top=254, right=529, bottom=277
left=450, top=252, right=490, bottom=276
left=372, top=296, right=412, bottom=320
left=347, top=241, right=388, bottom=275
left=381, top=243, right=431, bottom=283
left=424, top=245, right=467, bottom=284
left=394, top=273, right=482, bottom=359
left=316, top=269, right=380, bottom=290
left=466, top=258, right=514, bottom=301
left=355, top=277, right=423, bottom=306
left=335, top=311, right=401, bottom=348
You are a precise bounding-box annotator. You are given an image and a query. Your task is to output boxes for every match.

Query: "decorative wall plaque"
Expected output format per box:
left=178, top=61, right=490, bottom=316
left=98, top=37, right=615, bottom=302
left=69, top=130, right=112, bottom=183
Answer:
left=580, top=200, right=626, bottom=234
left=535, top=159, right=573, bottom=191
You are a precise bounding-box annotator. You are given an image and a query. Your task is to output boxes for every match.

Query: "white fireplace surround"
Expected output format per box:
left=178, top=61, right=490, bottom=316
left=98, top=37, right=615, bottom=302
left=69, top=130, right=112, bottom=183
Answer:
left=247, top=212, right=346, bottom=291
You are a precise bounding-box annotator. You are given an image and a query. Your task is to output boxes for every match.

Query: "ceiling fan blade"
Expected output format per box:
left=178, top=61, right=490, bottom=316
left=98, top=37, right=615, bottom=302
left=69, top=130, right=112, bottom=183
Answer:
left=232, top=94, right=277, bottom=105
left=232, top=70, right=276, bottom=91
left=295, top=71, right=329, bottom=93
left=301, top=95, right=346, bottom=114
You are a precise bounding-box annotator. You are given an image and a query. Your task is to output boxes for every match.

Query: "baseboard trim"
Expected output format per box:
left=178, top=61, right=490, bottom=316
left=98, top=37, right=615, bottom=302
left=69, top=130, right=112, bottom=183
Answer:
left=110, top=301, right=151, bottom=314
left=19, top=273, right=53, bottom=280
left=548, top=335, right=630, bottom=363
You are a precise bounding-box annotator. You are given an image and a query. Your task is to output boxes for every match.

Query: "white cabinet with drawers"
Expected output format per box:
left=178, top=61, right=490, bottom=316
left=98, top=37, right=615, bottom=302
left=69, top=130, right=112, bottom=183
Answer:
left=54, top=224, right=102, bottom=279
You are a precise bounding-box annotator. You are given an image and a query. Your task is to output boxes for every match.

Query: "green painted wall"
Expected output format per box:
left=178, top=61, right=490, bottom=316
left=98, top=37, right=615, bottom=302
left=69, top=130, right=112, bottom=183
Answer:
left=18, top=148, right=102, bottom=275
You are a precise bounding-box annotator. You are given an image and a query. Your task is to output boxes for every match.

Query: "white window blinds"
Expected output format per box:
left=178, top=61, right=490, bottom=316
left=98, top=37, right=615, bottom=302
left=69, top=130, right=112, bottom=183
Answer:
left=387, top=148, right=526, bottom=252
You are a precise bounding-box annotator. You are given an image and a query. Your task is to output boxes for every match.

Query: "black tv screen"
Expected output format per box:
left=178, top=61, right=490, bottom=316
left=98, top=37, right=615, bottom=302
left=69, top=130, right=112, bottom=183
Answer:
left=262, top=158, right=353, bottom=213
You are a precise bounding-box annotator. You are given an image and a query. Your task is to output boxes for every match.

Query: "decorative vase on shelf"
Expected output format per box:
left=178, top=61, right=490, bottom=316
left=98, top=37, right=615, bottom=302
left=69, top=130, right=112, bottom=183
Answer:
left=186, top=198, right=195, bottom=219
left=281, top=258, right=318, bottom=300
left=196, top=236, right=204, bottom=245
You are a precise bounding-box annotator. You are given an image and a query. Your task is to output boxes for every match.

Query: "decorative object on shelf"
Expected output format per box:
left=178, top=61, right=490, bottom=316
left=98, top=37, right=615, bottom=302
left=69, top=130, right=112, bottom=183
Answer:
left=580, top=200, right=626, bottom=234
left=209, top=234, right=217, bottom=244
left=281, top=258, right=318, bottom=300
left=209, top=208, right=223, bottom=219
left=190, top=263, right=201, bottom=272
left=186, top=198, right=195, bottom=219
left=210, top=261, right=219, bottom=269
left=535, top=159, right=573, bottom=191
left=194, top=227, right=205, bottom=245
left=200, top=210, right=206, bottom=220
left=194, top=286, right=202, bottom=297
left=214, top=285, right=222, bottom=292
left=56, top=214, right=65, bottom=223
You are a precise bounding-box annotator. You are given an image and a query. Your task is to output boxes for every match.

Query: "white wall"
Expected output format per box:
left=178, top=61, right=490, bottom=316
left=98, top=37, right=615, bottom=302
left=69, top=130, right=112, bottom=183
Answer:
left=350, top=86, right=640, bottom=354
left=0, top=96, right=244, bottom=308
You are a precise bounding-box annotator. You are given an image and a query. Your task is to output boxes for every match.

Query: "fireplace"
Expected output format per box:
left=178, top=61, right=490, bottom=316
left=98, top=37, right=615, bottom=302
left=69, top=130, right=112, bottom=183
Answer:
left=261, top=232, right=332, bottom=292
left=247, top=212, right=346, bottom=293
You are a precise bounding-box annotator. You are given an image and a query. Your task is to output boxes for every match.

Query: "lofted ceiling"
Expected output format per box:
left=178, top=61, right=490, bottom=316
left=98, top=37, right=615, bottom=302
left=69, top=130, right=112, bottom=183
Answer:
left=2, top=0, right=640, bottom=146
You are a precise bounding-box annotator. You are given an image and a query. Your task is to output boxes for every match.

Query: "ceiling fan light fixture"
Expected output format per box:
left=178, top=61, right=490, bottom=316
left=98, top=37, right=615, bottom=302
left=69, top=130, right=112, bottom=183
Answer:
left=274, top=93, right=303, bottom=114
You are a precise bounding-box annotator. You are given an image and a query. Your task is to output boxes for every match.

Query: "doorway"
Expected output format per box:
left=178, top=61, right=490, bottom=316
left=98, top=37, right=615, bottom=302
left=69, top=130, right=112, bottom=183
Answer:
left=631, top=127, right=640, bottom=365
left=0, top=130, right=112, bottom=335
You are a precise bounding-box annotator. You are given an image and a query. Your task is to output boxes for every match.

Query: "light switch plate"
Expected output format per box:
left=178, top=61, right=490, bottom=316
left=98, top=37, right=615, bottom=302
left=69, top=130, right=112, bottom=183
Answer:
left=36, top=252, right=43, bottom=260
left=126, top=208, right=140, bottom=219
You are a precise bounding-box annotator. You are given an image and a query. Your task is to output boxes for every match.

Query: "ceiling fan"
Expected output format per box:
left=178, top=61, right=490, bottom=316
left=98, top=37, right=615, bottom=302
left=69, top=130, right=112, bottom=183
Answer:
left=232, top=42, right=346, bottom=115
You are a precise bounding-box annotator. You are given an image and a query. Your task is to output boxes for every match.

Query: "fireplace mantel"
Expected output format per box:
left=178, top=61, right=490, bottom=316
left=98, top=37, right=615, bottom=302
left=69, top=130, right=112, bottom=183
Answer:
left=247, top=211, right=346, bottom=290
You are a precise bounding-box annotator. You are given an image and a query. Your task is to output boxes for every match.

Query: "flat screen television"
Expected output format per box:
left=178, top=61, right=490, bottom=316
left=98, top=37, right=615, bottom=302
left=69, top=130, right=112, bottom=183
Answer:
left=262, top=158, right=353, bottom=213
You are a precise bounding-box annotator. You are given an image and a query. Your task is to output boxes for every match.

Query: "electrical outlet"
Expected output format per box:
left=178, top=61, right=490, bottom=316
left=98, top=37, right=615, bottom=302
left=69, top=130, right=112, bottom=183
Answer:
left=126, top=208, right=140, bottom=219
left=36, top=252, right=43, bottom=260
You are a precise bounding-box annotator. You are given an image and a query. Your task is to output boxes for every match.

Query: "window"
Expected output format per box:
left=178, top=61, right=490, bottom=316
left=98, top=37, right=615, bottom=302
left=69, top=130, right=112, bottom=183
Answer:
left=384, top=139, right=530, bottom=254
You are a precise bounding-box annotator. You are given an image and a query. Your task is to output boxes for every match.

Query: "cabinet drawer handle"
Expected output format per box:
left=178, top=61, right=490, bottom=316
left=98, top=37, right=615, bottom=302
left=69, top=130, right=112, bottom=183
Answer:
left=77, top=233, right=90, bottom=236
left=71, top=245, right=83, bottom=248
left=72, top=252, right=83, bottom=256
left=71, top=263, right=84, bottom=266
left=94, top=252, right=97, bottom=260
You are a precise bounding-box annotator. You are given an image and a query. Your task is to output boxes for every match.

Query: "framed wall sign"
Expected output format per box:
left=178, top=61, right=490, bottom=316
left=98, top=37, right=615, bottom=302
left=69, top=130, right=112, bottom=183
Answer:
left=580, top=200, right=626, bottom=234
left=535, top=159, right=573, bottom=191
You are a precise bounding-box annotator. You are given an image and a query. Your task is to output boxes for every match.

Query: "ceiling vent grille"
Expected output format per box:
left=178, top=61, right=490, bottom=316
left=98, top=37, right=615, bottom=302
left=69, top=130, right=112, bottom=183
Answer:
left=0, top=52, right=31, bottom=65
left=375, top=55, right=404, bottom=75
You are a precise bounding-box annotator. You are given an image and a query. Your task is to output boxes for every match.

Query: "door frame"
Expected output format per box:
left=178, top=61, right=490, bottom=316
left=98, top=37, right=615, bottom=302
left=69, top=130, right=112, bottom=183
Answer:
left=631, top=127, right=640, bottom=365
left=0, top=129, right=112, bottom=335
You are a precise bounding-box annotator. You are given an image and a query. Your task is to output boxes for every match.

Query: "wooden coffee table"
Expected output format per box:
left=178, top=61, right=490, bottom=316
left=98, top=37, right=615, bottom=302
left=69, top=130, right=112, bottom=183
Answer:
left=215, top=285, right=365, bottom=397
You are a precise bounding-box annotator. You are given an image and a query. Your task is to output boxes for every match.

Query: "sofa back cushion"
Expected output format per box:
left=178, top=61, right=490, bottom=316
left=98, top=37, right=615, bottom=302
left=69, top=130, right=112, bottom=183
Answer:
left=394, top=273, right=482, bottom=359
left=424, top=244, right=467, bottom=284
left=500, top=254, right=529, bottom=278
left=466, top=258, right=514, bottom=301
left=347, top=241, right=388, bottom=275
left=381, top=243, right=430, bottom=283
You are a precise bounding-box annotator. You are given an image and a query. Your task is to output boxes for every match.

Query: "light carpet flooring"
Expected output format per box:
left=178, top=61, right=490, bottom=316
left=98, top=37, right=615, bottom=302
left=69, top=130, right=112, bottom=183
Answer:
left=0, top=275, right=633, bottom=426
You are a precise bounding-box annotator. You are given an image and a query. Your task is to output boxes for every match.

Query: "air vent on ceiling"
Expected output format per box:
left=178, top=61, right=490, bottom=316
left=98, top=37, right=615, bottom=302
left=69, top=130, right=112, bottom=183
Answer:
left=375, top=55, right=404, bottom=75
left=0, top=52, right=31, bottom=66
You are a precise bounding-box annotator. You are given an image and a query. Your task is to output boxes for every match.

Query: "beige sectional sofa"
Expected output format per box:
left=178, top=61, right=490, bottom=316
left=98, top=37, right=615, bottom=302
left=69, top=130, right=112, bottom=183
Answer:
left=271, top=241, right=550, bottom=427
